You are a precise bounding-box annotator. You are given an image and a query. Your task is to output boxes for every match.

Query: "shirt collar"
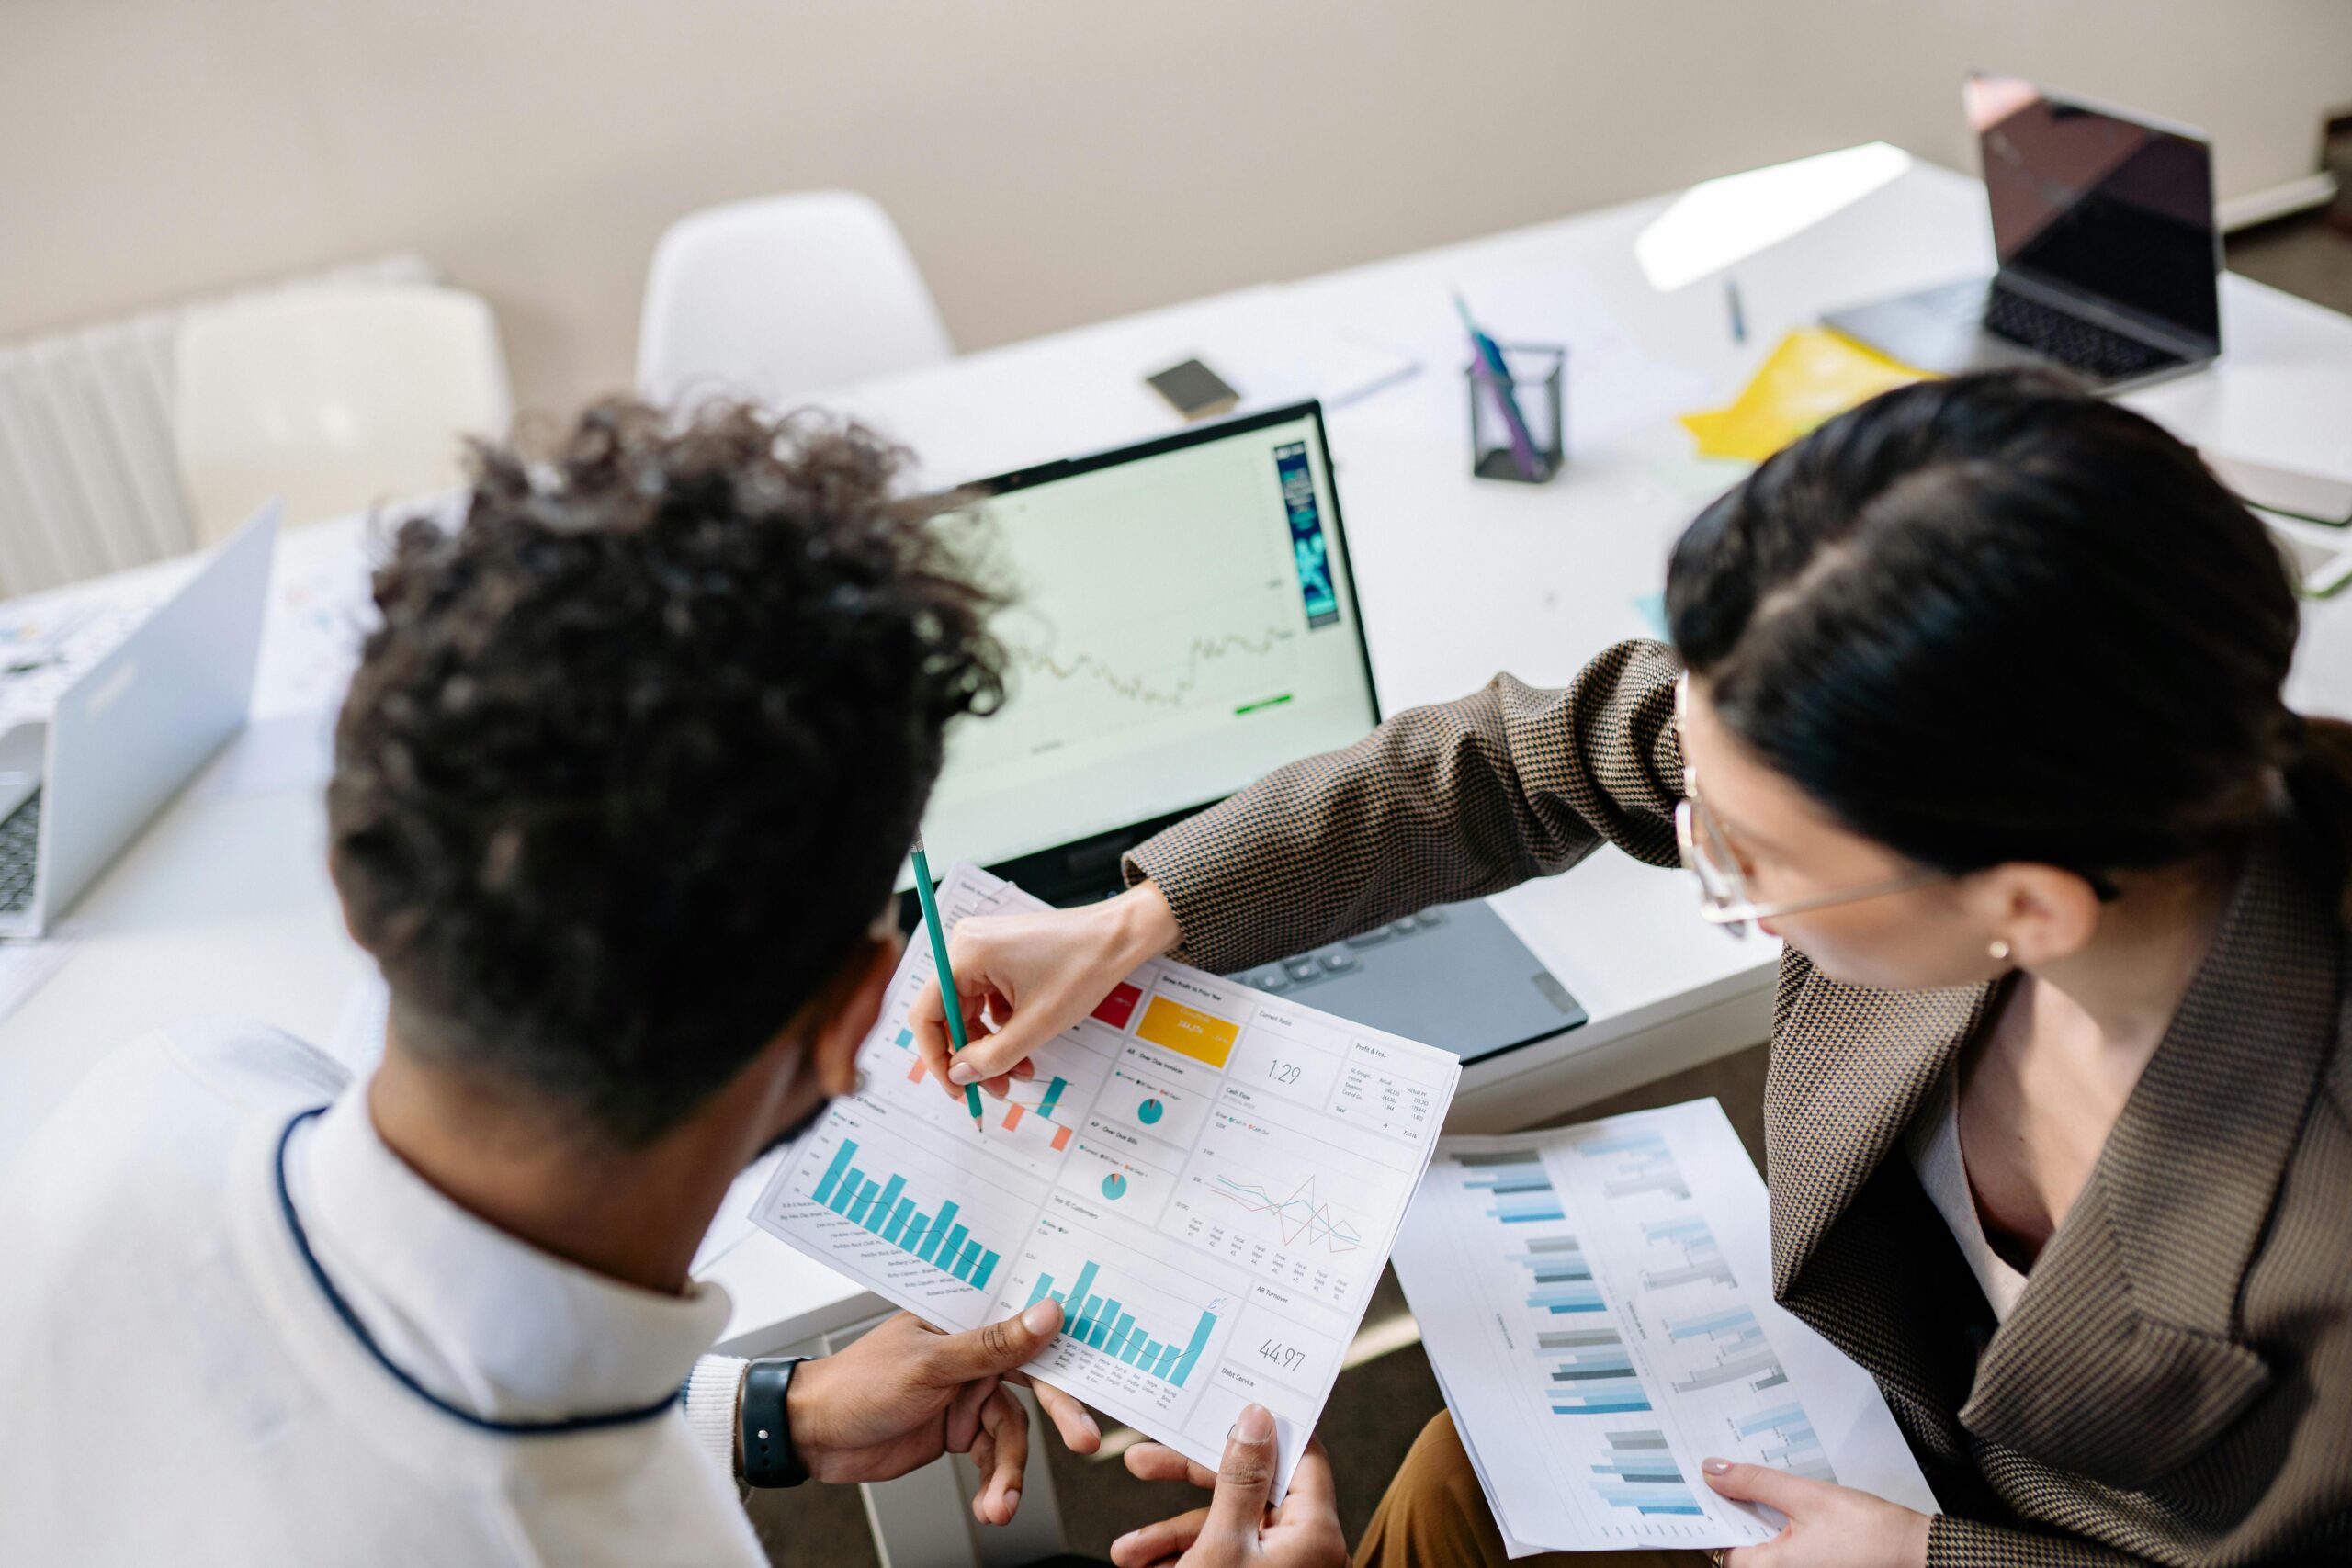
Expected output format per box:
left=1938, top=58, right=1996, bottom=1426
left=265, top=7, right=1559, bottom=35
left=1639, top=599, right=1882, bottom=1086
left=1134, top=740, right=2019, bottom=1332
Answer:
left=289, top=1086, right=731, bottom=1425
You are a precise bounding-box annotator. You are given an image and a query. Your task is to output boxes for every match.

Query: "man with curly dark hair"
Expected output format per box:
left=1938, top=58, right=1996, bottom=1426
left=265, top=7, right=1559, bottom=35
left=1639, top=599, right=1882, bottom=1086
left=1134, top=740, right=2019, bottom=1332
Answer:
left=0, top=400, right=1103, bottom=1567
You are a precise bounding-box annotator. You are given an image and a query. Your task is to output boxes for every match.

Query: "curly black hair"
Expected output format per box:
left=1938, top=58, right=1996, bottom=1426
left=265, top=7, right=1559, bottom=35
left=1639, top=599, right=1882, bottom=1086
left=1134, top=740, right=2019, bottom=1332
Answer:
left=328, top=399, right=1003, bottom=1145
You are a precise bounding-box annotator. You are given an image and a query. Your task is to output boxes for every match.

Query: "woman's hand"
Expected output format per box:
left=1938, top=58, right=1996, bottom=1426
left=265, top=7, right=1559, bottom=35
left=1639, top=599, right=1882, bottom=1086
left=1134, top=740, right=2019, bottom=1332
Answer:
left=1109, top=1405, right=1347, bottom=1568
left=908, top=880, right=1181, bottom=1099
left=782, top=1302, right=1102, bottom=1525
left=1702, top=1459, right=1933, bottom=1568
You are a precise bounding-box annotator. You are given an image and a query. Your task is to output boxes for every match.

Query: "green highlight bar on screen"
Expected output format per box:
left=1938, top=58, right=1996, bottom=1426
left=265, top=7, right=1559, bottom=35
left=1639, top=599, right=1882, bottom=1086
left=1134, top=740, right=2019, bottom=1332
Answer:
left=1018, top=1258, right=1219, bottom=1387
left=809, top=1139, right=997, bottom=1290
left=1234, top=694, right=1295, bottom=716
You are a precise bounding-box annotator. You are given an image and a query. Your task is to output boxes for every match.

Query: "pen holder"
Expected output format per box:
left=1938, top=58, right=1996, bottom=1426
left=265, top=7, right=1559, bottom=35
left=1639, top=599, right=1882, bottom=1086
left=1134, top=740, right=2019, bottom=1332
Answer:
left=1465, top=344, right=1566, bottom=483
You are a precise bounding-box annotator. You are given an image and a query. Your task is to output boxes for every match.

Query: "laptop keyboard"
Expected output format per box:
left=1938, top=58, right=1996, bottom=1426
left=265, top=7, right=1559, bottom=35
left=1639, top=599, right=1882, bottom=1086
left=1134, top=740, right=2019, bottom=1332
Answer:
left=1904, top=279, right=2186, bottom=382
left=0, top=790, right=39, bottom=915
left=1977, top=285, right=2182, bottom=380
left=1230, top=906, right=1452, bottom=996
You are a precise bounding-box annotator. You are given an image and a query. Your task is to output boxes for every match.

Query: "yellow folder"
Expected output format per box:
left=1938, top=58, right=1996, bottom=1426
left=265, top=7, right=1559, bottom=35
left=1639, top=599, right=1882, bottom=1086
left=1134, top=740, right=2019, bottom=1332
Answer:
left=1680, top=327, right=1929, bottom=462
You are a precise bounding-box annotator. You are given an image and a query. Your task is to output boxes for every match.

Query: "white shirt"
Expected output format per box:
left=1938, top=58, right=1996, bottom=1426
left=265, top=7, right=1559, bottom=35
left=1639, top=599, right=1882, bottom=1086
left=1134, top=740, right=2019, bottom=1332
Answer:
left=1905, top=1066, right=2030, bottom=1322
left=0, top=1021, right=765, bottom=1567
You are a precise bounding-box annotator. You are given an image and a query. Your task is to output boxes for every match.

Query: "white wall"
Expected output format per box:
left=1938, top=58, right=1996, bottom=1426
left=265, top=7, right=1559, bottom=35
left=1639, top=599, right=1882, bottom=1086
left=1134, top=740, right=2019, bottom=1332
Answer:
left=5, top=0, right=2347, bottom=415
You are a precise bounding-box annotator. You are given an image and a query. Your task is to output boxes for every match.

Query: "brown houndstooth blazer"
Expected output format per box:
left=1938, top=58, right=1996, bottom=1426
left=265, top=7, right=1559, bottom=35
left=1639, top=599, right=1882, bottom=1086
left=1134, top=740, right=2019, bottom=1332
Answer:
left=1125, top=639, right=2352, bottom=1567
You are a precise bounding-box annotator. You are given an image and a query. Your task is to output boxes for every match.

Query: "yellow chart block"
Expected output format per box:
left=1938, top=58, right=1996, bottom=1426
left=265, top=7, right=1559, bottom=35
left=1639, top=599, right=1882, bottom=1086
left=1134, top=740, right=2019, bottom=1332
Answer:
left=1134, top=996, right=1240, bottom=1069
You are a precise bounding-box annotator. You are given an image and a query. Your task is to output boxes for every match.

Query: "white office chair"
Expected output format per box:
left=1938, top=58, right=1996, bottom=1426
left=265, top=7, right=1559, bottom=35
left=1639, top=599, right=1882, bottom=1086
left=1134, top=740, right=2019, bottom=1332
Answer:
left=636, top=191, right=953, bottom=412
left=173, top=285, right=513, bottom=543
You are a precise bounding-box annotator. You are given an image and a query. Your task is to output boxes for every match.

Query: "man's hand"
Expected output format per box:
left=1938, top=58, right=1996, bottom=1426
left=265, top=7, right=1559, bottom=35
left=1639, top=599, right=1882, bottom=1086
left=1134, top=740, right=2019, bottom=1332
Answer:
left=1107, top=1404, right=1347, bottom=1568
left=783, top=1301, right=1102, bottom=1525
left=908, top=881, right=1180, bottom=1100
left=1702, top=1459, right=1933, bottom=1568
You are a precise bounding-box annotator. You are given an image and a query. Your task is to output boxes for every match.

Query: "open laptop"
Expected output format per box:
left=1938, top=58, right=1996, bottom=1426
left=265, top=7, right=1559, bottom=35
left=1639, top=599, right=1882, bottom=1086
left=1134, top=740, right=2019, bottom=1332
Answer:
left=908, top=401, right=1585, bottom=1064
left=1823, top=74, right=2221, bottom=392
left=0, top=503, right=277, bottom=939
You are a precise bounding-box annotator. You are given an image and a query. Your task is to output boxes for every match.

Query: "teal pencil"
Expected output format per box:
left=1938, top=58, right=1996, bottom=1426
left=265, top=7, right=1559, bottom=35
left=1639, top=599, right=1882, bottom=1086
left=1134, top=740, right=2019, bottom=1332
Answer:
left=910, top=836, right=987, bottom=1132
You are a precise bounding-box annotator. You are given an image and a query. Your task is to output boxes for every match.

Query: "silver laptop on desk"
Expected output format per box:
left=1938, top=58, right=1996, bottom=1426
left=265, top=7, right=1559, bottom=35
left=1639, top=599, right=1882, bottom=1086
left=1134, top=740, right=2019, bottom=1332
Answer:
left=1823, top=74, right=2221, bottom=393
left=910, top=402, right=1586, bottom=1065
left=0, top=503, right=277, bottom=939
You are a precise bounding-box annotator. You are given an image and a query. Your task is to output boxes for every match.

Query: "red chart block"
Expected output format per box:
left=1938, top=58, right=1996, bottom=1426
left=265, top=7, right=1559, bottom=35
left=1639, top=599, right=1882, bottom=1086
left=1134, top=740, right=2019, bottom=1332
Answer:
left=1091, top=981, right=1143, bottom=1031
left=1049, top=1125, right=1073, bottom=1152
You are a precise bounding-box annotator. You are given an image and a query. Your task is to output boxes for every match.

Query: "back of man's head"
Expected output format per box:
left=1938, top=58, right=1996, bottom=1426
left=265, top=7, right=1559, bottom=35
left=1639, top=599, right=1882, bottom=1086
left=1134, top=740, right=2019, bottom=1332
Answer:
left=327, top=399, right=1001, bottom=1146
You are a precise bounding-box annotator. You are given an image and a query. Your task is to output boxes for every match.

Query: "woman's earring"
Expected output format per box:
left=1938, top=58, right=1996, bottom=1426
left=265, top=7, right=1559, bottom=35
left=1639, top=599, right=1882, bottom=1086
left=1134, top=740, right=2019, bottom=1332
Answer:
left=1987, top=939, right=2011, bottom=964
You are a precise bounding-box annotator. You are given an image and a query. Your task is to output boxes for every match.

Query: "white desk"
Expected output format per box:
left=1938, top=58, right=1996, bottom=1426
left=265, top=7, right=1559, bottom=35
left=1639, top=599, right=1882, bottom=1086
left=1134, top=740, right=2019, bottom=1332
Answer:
left=4, top=157, right=2350, bottom=1382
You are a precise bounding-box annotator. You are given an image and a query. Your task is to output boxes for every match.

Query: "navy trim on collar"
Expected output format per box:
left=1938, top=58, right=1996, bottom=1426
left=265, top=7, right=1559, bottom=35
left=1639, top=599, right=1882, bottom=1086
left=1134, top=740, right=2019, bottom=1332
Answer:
left=273, top=1106, right=681, bottom=1436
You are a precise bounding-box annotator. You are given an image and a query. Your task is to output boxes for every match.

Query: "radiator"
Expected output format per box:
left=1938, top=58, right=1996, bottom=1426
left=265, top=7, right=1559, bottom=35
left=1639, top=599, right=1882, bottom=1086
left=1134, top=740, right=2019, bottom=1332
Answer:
left=0, top=254, right=437, bottom=598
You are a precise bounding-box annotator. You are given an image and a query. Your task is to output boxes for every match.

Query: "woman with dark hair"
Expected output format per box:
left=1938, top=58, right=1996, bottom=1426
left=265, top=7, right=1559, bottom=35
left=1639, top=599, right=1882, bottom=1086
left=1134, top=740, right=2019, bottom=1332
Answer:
left=913, top=370, right=2352, bottom=1567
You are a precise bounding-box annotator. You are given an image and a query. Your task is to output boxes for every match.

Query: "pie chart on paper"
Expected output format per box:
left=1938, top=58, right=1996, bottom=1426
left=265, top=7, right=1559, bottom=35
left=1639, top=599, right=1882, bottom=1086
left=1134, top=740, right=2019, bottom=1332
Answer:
left=1137, top=1099, right=1165, bottom=1125
left=1100, top=1173, right=1129, bottom=1201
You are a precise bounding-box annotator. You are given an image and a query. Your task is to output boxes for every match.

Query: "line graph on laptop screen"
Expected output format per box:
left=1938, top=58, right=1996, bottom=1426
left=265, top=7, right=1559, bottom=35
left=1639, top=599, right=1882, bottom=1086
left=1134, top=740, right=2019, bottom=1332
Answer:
left=920, top=412, right=1377, bottom=872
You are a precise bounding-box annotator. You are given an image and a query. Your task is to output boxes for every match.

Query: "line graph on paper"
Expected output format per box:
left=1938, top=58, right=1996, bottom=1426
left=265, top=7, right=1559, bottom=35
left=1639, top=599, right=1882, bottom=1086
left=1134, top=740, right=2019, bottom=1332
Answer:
left=1167, top=1111, right=1407, bottom=1305
left=1208, top=1172, right=1366, bottom=1254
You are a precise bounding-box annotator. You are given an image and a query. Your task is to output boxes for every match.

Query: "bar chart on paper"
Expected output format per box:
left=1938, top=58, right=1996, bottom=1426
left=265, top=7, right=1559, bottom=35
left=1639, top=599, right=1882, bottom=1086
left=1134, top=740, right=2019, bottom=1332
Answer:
left=755, top=1106, right=1038, bottom=1329
left=997, top=1203, right=1245, bottom=1422
left=808, top=1138, right=1002, bottom=1291
left=1023, top=1258, right=1218, bottom=1388
left=749, top=862, right=1461, bottom=1501
left=1389, top=1101, right=1936, bottom=1552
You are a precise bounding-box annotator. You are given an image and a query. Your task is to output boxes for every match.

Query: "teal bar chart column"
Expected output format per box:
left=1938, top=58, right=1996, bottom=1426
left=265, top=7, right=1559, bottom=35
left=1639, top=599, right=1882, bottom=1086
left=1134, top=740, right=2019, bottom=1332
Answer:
left=917, top=1201, right=961, bottom=1264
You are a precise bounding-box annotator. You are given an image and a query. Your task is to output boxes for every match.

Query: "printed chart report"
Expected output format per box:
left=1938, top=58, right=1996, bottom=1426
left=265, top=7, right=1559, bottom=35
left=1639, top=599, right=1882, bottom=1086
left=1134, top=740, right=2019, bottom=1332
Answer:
left=752, top=863, right=1461, bottom=1495
left=1390, top=1101, right=1936, bottom=1553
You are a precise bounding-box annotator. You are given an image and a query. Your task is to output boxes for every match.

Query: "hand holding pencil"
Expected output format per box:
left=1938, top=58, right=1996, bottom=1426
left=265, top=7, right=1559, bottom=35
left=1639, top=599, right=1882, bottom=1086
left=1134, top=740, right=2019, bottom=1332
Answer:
left=908, top=879, right=1180, bottom=1101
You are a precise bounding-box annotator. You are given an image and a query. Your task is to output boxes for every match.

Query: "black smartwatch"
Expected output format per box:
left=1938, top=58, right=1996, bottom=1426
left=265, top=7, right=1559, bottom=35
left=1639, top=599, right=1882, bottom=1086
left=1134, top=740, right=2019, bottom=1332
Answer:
left=739, top=1357, right=811, bottom=1489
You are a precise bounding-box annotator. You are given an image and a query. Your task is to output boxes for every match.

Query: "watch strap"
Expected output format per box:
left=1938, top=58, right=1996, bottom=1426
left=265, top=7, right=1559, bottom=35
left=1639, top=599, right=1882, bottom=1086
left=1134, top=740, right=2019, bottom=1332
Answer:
left=740, top=1356, right=811, bottom=1488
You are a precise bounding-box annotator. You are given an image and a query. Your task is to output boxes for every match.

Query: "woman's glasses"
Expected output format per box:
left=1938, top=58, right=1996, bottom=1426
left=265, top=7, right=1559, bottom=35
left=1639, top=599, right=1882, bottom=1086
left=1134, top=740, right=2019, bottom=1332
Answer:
left=1672, top=674, right=1947, bottom=934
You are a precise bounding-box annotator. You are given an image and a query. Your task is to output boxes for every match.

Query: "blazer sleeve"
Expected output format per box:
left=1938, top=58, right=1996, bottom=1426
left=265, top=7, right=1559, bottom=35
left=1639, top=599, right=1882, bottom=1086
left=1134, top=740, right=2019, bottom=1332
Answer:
left=1122, top=637, right=1685, bottom=975
left=1926, top=1517, right=2157, bottom=1567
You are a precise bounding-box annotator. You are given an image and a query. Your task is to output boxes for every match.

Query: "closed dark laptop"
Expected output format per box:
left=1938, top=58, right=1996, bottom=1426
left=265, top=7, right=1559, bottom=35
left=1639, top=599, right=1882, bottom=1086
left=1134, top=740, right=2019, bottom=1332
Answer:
left=1823, top=74, right=2221, bottom=392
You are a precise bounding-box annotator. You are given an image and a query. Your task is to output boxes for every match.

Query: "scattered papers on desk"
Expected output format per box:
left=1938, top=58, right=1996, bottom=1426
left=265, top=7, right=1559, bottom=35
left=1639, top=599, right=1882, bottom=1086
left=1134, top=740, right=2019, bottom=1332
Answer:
left=0, top=571, right=182, bottom=737
left=752, top=862, right=1461, bottom=1500
left=0, top=511, right=384, bottom=793
left=1391, top=1100, right=1935, bottom=1554
left=1680, top=327, right=1926, bottom=462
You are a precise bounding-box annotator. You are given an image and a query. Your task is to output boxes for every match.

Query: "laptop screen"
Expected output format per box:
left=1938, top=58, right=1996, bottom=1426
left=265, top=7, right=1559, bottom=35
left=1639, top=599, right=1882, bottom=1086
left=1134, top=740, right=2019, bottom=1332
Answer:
left=1967, top=73, right=2219, bottom=344
left=914, top=403, right=1378, bottom=881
